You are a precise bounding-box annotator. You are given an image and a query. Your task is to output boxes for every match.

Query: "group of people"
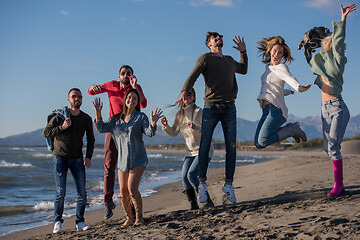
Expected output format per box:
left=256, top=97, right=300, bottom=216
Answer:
left=43, top=3, right=356, bottom=234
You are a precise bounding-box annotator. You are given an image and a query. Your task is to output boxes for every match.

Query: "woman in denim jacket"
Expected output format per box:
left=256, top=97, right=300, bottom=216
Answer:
left=304, top=4, right=356, bottom=196
left=93, top=89, right=163, bottom=227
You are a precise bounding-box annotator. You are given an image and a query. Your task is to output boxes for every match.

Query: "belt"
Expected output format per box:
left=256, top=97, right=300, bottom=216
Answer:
left=211, top=101, right=235, bottom=109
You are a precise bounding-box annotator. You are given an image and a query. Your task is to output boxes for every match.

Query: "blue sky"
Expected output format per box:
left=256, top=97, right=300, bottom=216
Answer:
left=0, top=0, right=359, bottom=138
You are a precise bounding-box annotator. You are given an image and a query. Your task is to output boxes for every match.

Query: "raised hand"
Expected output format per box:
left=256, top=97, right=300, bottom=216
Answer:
left=151, top=108, right=164, bottom=128
left=160, top=116, right=168, bottom=127
left=233, top=36, right=246, bottom=53
left=341, top=4, right=356, bottom=21
left=92, top=97, right=103, bottom=121
left=130, top=75, right=138, bottom=89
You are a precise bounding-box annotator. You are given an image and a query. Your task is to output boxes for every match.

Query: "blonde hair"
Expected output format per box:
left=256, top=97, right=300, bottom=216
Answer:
left=321, top=36, right=332, bottom=51
left=257, top=36, right=293, bottom=64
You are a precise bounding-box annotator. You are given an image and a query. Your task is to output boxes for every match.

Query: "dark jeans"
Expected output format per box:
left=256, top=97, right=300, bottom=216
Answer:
left=198, top=103, right=237, bottom=183
left=53, top=156, right=86, bottom=224
left=103, top=133, right=118, bottom=205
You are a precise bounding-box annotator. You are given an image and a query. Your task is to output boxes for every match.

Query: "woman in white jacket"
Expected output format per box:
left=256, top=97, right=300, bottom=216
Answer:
left=254, top=36, right=311, bottom=149
left=161, top=88, right=214, bottom=209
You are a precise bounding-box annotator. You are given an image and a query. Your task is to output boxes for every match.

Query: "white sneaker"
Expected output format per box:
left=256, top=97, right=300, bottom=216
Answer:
left=222, top=184, right=236, bottom=203
left=76, top=222, right=90, bottom=231
left=198, top=183, right=208, bottom=203
left=53, top=221, right=62, bottom=233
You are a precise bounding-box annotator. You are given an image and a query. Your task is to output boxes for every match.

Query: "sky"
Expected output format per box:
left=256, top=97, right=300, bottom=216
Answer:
left=0, top=0, right=359, bottom=138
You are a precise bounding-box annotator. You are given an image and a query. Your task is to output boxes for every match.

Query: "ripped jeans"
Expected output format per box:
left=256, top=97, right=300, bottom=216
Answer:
left=321, top=96, right=350, bottom=160
left=53, top=156, right=87, bottom=224
left=198, top=103, right=237, bottom=183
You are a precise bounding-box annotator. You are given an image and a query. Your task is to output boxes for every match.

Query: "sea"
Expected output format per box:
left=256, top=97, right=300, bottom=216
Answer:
left=0, top=145, right=277, bottom=237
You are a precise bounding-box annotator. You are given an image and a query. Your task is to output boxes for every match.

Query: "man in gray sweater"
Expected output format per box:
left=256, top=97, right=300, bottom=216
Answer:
left=177, top=32, right=248, bottom=204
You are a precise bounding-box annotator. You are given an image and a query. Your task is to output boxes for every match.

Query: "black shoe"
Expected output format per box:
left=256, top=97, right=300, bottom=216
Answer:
left=190, top=201, right=200, bottom=210
left=203, top=192, right=215, bottom=208
left=104, top=202, right=116, bottom=219
left=185, top=188, right=199, bottom=210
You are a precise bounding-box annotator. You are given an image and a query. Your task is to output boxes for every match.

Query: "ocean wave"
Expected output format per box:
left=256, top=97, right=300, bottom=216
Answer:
left=147, top=153, right=163, bottom=158
left=24, top=148, right=34, bottom=151
left=0, top=206, right=30, bottom=217
left=33, top=201, right=76, bottom=212
left=0, top=160, right=33, bottom=168
left=33, top=201, right=54, bottom=211
left=237, top=159, right=256, bottom=163
left=141, top=189, right=156, bottom=197
left=32, top=153, right=52, bottom=158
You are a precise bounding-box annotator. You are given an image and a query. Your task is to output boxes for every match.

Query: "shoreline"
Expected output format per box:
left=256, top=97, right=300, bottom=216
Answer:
left=2, top=148, right=360, bottom=239
left=0, top=149, right=286, bottom=239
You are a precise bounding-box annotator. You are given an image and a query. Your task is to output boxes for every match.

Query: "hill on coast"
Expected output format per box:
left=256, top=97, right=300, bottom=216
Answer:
left=1, top=114, right=360, bottom=146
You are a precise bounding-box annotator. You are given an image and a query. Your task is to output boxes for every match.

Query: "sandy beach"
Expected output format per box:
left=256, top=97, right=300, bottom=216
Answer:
left=1, top=142, right=360, bottom=240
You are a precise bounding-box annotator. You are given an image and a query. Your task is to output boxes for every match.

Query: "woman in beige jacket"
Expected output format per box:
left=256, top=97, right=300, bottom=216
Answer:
left=161, top=88, right=214, bottom=210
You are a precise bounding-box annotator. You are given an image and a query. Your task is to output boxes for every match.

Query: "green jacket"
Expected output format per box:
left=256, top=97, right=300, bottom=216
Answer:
left=309, top=20, right=347, bottom=95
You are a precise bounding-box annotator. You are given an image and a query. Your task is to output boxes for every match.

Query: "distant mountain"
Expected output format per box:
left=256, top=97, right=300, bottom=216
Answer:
left=1, top=114, right=359, bottom=146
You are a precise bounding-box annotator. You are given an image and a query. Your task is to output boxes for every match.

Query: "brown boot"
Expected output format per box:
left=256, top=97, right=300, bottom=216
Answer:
left=130, top=193, right=144, bottom=226
left=120, top=196, right=134, bottom=228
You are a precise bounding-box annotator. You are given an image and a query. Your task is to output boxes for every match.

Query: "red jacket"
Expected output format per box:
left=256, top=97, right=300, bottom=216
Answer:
left=88, top=80, right=147, bottom=118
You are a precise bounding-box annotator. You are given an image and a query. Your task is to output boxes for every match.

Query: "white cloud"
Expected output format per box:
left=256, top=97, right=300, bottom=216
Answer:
left=303, top=0, right=338, bottom=10
left=190, top=0, right=241, bottom=8
left=119, top=16, right=147, bottom=27
left=60, top=10, right=70, bottom=15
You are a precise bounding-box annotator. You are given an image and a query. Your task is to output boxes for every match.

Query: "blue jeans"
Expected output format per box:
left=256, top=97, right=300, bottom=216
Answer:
left=198, top=103, right=237, bottom=183
left=53, top=156, right=87, bottom=224
left=321, top=96, right=350, bottom=160
left=254, top=104, right=286, bottom=149
left=182, top=156, right=211, bottom=190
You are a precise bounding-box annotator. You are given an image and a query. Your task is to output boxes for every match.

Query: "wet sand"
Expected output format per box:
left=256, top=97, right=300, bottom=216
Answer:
left=2, top=143, right=360, bottom=240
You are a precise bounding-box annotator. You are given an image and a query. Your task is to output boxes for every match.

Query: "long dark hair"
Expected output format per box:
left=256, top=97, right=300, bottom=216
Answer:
left=169, top=88, right=197, bottom=132
left=109, top=89, right=140, bottom=122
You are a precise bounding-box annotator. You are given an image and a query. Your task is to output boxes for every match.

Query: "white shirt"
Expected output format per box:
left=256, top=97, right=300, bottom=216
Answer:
left=257, top=63, right=306, bottom=119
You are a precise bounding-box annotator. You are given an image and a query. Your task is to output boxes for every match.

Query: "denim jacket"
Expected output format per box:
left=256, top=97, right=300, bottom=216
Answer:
left=94, top=111, right=156, bottom=171
left=45, top=106, right=70, bottom=151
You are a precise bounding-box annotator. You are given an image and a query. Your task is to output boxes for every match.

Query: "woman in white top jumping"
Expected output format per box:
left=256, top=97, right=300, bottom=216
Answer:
left=254, top=36, right=311, bottom=149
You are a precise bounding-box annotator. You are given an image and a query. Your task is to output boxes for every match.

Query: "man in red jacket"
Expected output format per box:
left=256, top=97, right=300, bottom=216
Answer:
left=88, top=65, right=147, bottom=219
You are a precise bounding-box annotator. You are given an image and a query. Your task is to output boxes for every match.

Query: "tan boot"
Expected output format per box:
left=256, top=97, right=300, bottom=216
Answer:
left=130, top=193, right=144, bottom=226
left=120, top=196, right=134, bottom=228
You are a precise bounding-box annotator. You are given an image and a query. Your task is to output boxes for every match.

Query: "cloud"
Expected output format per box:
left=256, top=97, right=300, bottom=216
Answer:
left=303, top=0, right=338, bottom=10
left=60, top=10, right=70, bottom=15
left=119, top=16, right=147, bottom=27
left=189, top=0, right=241, bottom=8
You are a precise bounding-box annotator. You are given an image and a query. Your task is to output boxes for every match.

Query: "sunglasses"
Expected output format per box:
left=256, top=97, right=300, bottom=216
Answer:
left=186, top=91, right=194, bottom=96
left=212, top=33, right=223, bottom=39
left=71, top=95, right=83, bottom=99
left=120, top=71, right=132, bottom=76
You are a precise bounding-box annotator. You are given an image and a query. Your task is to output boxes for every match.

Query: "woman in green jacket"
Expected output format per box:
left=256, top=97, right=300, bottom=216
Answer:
left=301, top=4, right=356, bottom=197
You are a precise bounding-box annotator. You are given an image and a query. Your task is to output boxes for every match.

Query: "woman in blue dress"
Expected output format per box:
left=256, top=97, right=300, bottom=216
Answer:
left=93, top=89, right=163, bottom=227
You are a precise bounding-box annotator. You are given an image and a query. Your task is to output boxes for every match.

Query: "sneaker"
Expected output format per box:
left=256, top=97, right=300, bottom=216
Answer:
left=222, top=184, right=236, bottom=203
left=76, top=222, right=90, bottom=231
left=104, top=202, right=116, bottom=219
left=198, top=183, right=208, bottom=203
left=53, top=221, right=62, bottom=233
